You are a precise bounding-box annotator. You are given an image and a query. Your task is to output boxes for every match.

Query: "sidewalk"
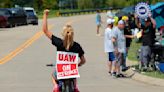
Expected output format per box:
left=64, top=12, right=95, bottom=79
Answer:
left=125, top=60, right=164, bottom=87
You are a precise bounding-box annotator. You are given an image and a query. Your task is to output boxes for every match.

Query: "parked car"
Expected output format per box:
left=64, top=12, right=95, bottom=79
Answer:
left=0, top=8, right=27, bottom=28
left=0, top=8, right=15, bottom=28
left=9, top=8, right=27, bottom=26
left=24, top=7, right=38, bottom=25
left=0, top=15, right=7, bottom=28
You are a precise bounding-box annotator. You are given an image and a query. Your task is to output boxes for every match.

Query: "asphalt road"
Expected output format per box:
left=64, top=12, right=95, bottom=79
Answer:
left=0, top=14, right=164, bottom=92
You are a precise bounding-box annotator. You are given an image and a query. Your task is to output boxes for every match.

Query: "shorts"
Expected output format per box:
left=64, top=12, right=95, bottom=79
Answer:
left=96, top=22, right=101, bottom=26
left=108, top=52, right=116, bottom=62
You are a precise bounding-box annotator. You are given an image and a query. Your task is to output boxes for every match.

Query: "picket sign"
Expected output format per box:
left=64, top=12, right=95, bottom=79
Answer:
left=135, top=2, right=151, bottom=19
left=56, top=51, right=80, bottom=80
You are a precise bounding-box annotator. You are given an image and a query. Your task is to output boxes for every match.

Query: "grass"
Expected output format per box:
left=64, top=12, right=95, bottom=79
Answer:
left=128, top=40, right=164, bottom=79
left=143, top=71, right=164, bottom=79
left=133, top=65, right=164, bottom=79
left=128, top=40, right=141, bottom=61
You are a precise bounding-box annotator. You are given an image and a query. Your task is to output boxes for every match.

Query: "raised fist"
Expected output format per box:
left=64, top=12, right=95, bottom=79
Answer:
left=44, top=9, right=50, bottom=16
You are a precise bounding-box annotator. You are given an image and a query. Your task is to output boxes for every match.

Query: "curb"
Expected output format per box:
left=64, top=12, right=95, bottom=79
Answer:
left=125, top=68, right=164, bottom=87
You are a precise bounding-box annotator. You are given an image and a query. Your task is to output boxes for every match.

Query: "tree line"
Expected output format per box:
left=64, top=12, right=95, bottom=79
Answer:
left=0, top=0, right=163, bottom=10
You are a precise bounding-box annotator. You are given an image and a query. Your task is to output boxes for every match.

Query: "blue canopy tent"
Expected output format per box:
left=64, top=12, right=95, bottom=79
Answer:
left=151, top=2, right=164, bottom=29
left=151, top=2, right=164, bottom=73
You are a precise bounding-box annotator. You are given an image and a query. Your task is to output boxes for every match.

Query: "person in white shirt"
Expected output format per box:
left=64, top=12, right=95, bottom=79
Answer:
left=104, top=18, right=117, bottom=76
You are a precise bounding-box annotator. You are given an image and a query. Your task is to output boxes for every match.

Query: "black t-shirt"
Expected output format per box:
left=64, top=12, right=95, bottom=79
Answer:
left=51, top=35, right=84, bottom=57
left=129, top=20, right=137, bottom=29
left=124, top=26, right=132, bottom=48
left=141, top=23, right=156, bottom=46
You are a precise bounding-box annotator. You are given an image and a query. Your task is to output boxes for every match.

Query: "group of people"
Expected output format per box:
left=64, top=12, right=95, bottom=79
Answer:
left=103, top=11, right=132, bottom=77
left=97, top=10, right=156, bottom=77
left=42, top=7, right=157, bottom=91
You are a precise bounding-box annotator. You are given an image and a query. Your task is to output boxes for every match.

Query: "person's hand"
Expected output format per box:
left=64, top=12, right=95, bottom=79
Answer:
left=115, top=48, right=119, bottom=56
left=44, top=9, right=50, bottom=16
left=132, top=35, right=136, bottom=38
left=134, top=14, right=138, bottom=19
left=148, top=13, right=152, bottom=18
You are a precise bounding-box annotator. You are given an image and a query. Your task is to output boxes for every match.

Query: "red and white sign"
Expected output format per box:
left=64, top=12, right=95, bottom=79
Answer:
left=56, top=51, right=80, bottom=79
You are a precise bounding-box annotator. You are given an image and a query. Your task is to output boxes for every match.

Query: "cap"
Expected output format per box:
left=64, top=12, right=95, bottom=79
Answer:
left=107, top=19, right=115, bottom=25
left=118, top=20, right=125, bottom=25
left=122, top=16, right=129, bottom=21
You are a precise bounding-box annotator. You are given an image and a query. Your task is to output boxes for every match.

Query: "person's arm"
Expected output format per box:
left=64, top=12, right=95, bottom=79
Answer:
left=124, top=28, right=135, bottom=38
left=52, top=75, right=57, bottom=85
left=150, top=17, right=156, bottom=28
left=51, top=75, right=59, bottom=92
left=100, top=15, right=104, bottom=23
left=112, top=37, right=116, bottom=43
left=112, top=28, right=119, bottom=55
left=134, top=14, right=141, bottom=28
left=125, top=35, right=135, bottom=38
left=78, top=55, right=86, bottom=67
left=112, top=37, right=119, bottom=55
left=148, top=14, right=156, bottom=29
left=43, top=9, right=52, bottom=39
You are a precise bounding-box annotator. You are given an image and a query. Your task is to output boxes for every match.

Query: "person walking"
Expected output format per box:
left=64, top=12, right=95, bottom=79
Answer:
left=96, top=10, right=102, bottom=36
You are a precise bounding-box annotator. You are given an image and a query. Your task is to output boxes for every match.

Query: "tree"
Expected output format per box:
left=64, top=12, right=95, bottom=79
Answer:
left=107, top=0, right=118, bottom=8
left=33, top=0, right=43, bottom=10
left=11, top=0, right=33, bottom=7
left=0, top=0, right=12, bottom=8
left=0, top=0, right=163, bottom=10
left=92, top=0, right=107, bottom=8
left=33, top=0, right=58, bottom=10
left=42, top=0, right=58, bottom=9
left=78, top=0, right=93, bottom=9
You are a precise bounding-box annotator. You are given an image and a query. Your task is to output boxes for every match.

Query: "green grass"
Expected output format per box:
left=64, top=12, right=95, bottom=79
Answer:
left=128, top=40, right=141, bottom=61
left=143, top=71, right=164, bottom=79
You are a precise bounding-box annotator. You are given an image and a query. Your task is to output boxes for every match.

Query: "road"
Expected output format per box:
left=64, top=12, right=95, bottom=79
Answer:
left=0, top=14, right=164, bottom=92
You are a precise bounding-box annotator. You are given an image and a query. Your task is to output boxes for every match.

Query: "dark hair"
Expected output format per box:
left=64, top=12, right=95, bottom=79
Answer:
left=96, top=10, right=101, bottom=13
